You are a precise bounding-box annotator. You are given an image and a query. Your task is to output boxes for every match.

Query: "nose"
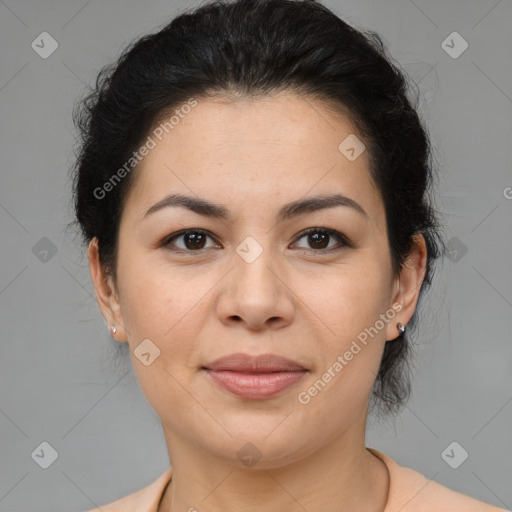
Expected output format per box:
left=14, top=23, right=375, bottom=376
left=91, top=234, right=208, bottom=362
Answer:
left=215, top=245, right=295, bottom=331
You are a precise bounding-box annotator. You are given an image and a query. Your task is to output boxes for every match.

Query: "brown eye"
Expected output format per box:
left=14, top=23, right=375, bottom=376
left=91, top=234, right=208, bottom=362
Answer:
left=163, top=229, right=219, bottom=252
left=182, top=232, right=207, bottom=250
left=293, top=228, right=350, bottom=252
left=307, top=231, right=330, bottom=250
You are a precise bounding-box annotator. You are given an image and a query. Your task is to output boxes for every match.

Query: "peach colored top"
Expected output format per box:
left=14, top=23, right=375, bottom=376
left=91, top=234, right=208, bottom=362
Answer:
left=86, top=448, right=508, bottom=512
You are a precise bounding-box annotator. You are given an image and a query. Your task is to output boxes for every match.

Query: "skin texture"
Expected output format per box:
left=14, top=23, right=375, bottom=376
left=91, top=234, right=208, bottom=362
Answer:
left=88, top=91, right=427, bottom=512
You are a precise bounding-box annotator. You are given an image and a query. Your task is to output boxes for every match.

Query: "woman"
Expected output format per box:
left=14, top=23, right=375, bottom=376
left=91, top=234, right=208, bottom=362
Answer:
left=71, top=0, right=506, bottom=510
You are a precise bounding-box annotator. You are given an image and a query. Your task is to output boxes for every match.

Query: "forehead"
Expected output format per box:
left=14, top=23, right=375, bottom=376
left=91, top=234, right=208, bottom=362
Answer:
left=123, top=91, right=383, bottom=224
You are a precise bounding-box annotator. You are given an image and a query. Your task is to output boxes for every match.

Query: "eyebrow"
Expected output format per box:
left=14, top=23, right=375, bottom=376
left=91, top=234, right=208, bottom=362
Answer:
left=142, top=192, right=367, bottom=222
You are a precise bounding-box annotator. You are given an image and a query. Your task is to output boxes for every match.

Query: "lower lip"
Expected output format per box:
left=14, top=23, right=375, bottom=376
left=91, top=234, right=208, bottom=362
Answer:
left=204, top=369, right=308, bottom=399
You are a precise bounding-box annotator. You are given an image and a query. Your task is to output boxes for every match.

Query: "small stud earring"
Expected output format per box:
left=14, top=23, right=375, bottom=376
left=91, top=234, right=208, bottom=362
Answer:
left=397, top=322, right=406, bottom=334
left=110, top=325, right=117, bottom=335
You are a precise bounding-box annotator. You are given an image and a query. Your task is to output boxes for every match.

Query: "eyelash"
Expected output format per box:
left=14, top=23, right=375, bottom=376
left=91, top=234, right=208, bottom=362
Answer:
left=160, top=227, right=352, bottom=255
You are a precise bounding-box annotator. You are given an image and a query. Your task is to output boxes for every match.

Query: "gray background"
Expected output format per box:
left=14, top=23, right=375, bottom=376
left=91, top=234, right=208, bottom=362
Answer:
left=0, top=0, right=511, bottom=510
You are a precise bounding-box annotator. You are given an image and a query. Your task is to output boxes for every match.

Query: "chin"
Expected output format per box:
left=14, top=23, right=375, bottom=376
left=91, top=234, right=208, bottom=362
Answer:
left=200, top=417, right=314, bottom=467
left=213, top=435, right=311, bottom=470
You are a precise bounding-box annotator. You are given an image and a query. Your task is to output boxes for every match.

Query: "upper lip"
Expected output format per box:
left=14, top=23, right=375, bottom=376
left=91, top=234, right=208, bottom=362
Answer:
left=203, top=353, right=307, bottom=372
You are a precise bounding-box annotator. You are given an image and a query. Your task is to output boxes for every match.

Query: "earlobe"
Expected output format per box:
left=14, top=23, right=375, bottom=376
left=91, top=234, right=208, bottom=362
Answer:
left=88, top=237, right=127, bottom=341
left=386, top=233, right=428, bottom=340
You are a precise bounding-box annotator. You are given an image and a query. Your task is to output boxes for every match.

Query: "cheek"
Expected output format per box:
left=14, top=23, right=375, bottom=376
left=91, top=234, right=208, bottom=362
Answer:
left=117, top=257, right=212, bottom=382
left=118, top=254, right=204, bottom=337
left=300, top=256, right=392, bottom=396
left=306, top=257, right=392, bottom=340
left=117, top=264, right=204, bottom=419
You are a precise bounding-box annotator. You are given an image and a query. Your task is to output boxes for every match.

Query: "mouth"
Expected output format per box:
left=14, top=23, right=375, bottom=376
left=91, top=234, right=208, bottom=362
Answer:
left=202, top=353, right=308, bottom=400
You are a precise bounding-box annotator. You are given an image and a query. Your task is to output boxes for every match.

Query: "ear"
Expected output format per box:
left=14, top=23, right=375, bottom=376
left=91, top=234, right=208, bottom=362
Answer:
left=386, top=233, right=428, bottom=341
left=88, top=237, right=128, bottom=342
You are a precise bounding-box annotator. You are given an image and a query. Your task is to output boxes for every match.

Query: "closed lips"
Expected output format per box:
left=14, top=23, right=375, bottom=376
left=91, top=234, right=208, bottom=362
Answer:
left=202, top=353, right=308, bottom=400
left=203, top=353, right=307, bottom=372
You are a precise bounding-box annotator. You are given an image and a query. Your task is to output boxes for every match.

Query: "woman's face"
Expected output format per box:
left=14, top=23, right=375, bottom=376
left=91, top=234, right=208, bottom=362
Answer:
left=91, top=91, right=424, bottom=467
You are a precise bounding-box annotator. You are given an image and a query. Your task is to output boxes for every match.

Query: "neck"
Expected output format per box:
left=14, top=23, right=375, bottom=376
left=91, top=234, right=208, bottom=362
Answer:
left=158, top=422, right=389, bottom=512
